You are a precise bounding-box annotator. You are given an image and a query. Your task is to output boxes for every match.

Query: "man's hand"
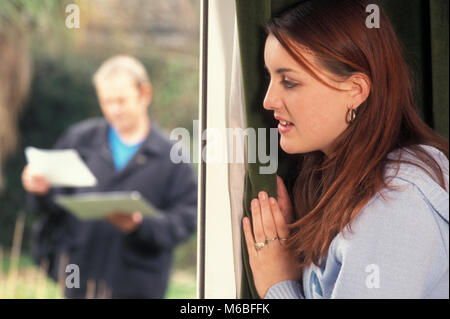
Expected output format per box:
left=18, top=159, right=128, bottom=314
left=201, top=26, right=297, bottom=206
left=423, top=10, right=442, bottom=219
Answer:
left=105, top=212, right=143, bottom=233
left=21, top=164, right=50, bottom=195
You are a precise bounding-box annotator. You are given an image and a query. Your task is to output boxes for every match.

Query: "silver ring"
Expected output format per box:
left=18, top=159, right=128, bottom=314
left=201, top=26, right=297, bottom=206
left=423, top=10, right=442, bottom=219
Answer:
left=265, top=236, right=278, bottom=243
left=254, top=242, right=266, bottom=250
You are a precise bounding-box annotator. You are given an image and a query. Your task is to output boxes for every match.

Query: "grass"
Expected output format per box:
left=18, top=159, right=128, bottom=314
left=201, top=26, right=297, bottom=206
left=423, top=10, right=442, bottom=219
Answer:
left=0, top=254, right=196, bottom=299
left=0, top=213, right=197, bottom=299
left=0, top=254, right=62, bottom=299
left=165, top=270, right=197, bottom=299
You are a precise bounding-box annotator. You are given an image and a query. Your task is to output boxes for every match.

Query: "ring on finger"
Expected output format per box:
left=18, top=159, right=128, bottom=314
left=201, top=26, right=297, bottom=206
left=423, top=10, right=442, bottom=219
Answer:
left=254, top=242, right=266, bottom=251
left=265, top=236, right=278, bottom=243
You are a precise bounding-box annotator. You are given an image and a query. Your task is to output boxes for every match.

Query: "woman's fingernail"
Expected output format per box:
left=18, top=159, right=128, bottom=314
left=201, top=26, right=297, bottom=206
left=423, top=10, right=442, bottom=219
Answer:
left=252, top=199, right=258, bottom=207
left=259, top=191, right=266, bottom=200
left=270, top=197, right=276, bottom=205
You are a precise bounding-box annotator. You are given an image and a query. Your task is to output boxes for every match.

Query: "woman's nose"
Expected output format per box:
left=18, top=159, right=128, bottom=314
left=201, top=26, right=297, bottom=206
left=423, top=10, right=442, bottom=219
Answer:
left=263, top=83, right=282, bottom=111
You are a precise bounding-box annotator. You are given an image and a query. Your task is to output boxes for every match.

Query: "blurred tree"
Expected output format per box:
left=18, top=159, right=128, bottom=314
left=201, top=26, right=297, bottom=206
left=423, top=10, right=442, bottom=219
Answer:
left=0, top=0, right=67, bottom=189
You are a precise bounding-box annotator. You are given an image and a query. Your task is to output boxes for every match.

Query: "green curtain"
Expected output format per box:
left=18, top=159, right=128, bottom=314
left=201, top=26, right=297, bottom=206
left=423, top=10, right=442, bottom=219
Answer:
left=235, top=0, right=449, bottom=299
left=379, top=0, right=449, bottom=137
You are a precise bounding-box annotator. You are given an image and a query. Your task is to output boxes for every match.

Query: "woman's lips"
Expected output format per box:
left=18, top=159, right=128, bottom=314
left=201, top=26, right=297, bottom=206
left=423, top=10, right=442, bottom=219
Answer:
left=278, top=120, right=294, bottom=134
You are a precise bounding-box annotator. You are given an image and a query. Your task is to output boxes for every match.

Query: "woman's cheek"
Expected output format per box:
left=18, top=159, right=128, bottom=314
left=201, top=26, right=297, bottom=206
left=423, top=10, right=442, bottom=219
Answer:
left=298, top=105, right=324, bottom=137
left=300, top=110, right=334, bottom=151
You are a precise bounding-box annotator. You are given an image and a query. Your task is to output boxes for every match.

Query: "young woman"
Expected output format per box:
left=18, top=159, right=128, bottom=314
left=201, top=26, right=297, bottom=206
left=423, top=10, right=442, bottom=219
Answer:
left=243, top=0, right=449, bottom=299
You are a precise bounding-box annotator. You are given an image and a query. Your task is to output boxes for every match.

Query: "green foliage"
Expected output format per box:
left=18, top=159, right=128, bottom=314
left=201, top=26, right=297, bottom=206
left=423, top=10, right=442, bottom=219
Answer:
left=1, top=43, right=198, bottom=271
left=0, top=52, right=101, bottom=251
left=152, top=57, right=199, bottom=133
left=0, top=0, right=68, bottom=31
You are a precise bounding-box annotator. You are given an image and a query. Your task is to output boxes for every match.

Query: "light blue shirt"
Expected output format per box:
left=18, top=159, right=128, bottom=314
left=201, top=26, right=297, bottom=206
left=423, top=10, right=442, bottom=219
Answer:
left=108, top=126, right=144, bottom=170
left=265, top=144, right=449, bottom=299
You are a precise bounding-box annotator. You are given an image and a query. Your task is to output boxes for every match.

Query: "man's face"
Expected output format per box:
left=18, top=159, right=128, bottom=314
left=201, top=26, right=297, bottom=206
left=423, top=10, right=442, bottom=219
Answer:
left=96, top=73, right=152, bottom=132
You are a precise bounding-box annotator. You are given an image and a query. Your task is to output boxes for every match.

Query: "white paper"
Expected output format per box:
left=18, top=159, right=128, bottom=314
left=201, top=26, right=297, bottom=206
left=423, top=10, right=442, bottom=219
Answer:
left=25, top=147, right=97, bottom=187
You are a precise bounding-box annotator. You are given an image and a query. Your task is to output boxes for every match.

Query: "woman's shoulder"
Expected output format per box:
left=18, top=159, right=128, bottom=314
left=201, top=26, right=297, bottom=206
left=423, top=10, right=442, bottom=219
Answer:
left=384, top=144, right=449, bottom=186
left=334, top=144, right=448, bottom=249
left=381, top=144, right=449, bottom=223
left=332, top=162, right=449, bottom=264
left=329, top=144, right=449, bottom=282
left=345, top=177, right=447, bottom=236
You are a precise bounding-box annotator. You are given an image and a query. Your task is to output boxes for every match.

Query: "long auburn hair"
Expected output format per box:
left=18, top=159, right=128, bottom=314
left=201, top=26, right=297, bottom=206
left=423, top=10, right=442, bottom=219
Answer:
left=266, top=0, right=449, bottom=271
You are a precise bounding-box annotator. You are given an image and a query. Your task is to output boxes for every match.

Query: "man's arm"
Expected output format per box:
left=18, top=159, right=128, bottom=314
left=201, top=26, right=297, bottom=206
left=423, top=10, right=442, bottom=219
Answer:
left=25, top=126, right=77, bottom=217
left=126, top=162, right=198, bottom=250
left=24, top=126, right=82, bottom=279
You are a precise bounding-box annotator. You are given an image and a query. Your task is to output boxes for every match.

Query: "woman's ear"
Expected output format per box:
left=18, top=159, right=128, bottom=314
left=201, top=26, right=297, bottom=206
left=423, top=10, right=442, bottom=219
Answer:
left=348, top=73, right=371, bottom=109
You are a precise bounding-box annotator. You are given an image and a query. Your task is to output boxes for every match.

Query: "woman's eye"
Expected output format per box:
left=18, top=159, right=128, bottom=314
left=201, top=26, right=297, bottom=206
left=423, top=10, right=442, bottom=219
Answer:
left=281, top=79, right=298, bottom=89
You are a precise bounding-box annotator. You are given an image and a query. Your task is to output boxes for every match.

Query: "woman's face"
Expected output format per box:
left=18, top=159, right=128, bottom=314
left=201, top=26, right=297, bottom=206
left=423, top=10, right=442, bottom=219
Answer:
left=263, top=34, right=353, bottom=156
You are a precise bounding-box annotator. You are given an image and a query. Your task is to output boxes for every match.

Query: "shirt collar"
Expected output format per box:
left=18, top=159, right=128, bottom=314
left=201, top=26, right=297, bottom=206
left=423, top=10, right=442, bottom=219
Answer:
left=139, top=120, right=168, bottom=156
left=95, top=118, right=168, bottom=158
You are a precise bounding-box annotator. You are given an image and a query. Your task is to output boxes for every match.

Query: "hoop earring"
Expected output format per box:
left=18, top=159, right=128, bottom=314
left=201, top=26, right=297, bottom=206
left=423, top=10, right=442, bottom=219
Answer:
left=346, top=107, right=357, bottom=124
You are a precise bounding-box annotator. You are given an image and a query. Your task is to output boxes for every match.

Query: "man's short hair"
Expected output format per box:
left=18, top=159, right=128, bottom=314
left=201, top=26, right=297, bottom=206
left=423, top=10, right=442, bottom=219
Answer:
left=93, top=55, right=150, bottom=88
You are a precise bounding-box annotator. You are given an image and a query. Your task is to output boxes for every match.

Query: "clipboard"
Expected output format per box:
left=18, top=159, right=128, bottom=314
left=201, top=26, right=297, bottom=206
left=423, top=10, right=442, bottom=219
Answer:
left=55, top=191, right=159, bottom=220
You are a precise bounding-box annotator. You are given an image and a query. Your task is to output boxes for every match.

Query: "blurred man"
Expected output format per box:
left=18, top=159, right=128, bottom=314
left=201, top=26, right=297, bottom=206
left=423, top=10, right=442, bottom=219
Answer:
left=21, top=55, right=197, bottom=298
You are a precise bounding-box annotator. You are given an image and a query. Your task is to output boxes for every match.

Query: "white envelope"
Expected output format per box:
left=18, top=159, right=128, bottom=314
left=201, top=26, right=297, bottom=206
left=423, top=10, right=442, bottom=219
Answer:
left=25, top=146, right=97, bottom=187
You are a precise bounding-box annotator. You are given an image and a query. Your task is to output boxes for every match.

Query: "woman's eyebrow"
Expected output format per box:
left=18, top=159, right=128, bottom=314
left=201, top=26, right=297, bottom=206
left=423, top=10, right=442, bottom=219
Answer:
left=275, top=68, right=295, bottom=74
left=264, top=65, right=296, bottom=74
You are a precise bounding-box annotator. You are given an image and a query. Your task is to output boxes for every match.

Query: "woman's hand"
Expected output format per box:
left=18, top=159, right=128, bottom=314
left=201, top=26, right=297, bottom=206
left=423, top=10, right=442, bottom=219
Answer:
left=276, top=175, right=295, bottom=223
left=243, top=190, right=301, bottom=298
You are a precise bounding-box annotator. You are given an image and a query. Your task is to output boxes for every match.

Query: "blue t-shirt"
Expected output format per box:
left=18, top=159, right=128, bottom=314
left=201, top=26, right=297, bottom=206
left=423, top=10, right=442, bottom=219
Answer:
left=108, top=126, right=144, bottom=170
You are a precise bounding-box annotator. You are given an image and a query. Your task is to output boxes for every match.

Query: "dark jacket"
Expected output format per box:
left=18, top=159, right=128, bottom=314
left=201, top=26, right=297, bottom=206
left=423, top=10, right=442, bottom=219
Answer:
left=28, top=117, right=197, bottom=298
